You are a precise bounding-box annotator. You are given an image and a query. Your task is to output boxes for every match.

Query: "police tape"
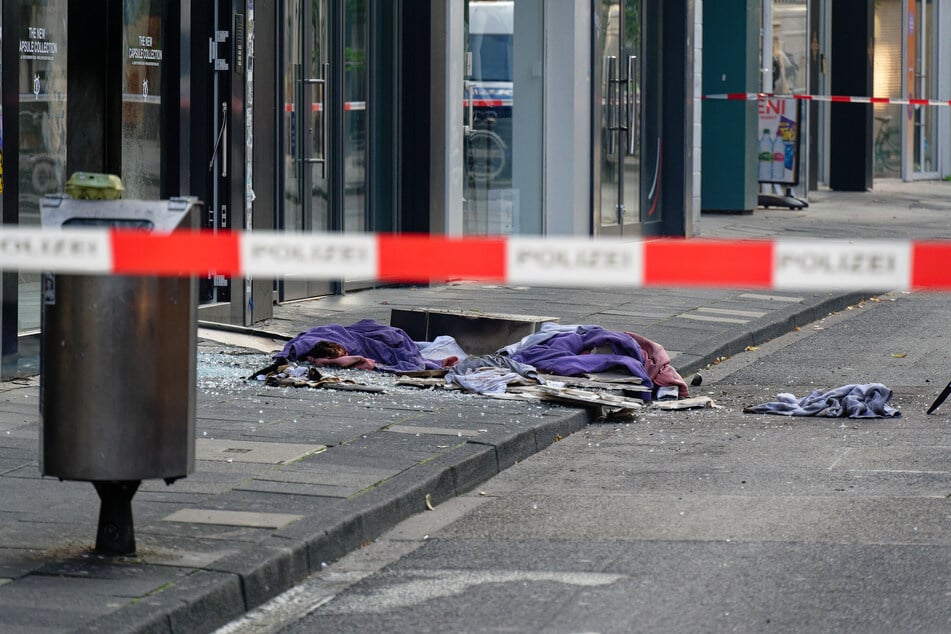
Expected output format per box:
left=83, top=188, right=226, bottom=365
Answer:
left=703, top=92, right=951, bottom=107
left=0, top=227, right=949, bottom=291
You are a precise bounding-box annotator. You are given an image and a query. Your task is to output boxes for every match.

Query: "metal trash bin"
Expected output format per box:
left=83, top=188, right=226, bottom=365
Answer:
left=39, top=194, right=201, bottom=554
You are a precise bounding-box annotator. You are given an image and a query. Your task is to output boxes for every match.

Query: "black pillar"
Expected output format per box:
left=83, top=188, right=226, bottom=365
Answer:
left=807, top=0, right=822, bottom=190
left=655, top=0, right=693, bottom=236
left=829, top=0, right=873, bottom=191
left=399, top=0, right=431, bottom=233
left=66, top=1, right=122, bottom=177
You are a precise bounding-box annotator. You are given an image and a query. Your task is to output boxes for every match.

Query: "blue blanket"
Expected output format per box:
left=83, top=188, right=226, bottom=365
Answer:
left=743, top=383, right=901, bottom=418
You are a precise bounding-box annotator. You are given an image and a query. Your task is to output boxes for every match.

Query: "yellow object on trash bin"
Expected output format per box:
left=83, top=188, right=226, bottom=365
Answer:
left=65, top=172, right=125, bottom=200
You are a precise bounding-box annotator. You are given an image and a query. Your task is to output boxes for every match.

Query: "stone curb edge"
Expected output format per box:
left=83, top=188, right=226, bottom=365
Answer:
left=79, top=291, right=865, bottom=633
left=79, top=411, right=589, bottom=634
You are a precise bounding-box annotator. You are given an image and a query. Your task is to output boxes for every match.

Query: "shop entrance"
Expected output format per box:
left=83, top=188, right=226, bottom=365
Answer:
left=594, top=0, right=662, bottom=237
left=909, top=0, right=938, bottom=178
left=279, top=0, right=370, bottom=301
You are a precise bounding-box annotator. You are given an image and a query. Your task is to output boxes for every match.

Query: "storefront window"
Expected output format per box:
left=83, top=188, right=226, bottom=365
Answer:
left=463, top=0, right=543, bottom=235
left=18, top=0, right=68, bottom=332
left=344, top=0, right=368, bottom=233
left=912, top=0, right=937, bottom=175
left=873, top=0, right=902, bottom=177
left=122, top=0, right=164, bottom=199
left=595, top=0, right=658, bottom=236
left=770, top=0, right=807, bottom=95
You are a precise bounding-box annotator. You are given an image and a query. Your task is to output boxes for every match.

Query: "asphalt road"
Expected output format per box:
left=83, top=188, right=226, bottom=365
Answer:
left=218, top=291, right=951, bottom=634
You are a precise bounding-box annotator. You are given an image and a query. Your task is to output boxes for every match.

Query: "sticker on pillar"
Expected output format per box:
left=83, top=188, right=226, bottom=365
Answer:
left=507, top=238, right=643, bottom=287
left=774, top=240, right=912, bottom=290
left=43, top=273, right=56, bottom=305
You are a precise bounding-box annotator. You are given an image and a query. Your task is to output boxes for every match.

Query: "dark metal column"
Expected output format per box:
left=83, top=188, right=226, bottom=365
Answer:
left=399, top=0, right=431, bottom=233
left=0, top=2, right=21, bottom=378
left=829, top=0, right=873, bottom=191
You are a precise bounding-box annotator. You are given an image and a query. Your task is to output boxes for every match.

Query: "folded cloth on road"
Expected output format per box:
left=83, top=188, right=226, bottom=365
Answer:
left=445, top=354, right=544, bottom=395
left=743, top=383, right=901, bottom=418
left=277, top=319, right=453, bottom=372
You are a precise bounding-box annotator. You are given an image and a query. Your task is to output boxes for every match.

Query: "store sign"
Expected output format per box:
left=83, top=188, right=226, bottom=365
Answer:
left=129, top=35, right=163, bottom=67
left=20, top=26, right=59, bottom=61
left=756, top=97, right=801, bottom=185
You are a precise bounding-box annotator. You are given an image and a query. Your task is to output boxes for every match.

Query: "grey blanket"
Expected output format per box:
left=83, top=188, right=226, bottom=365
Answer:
left=743, top=383, right=901, bottom=418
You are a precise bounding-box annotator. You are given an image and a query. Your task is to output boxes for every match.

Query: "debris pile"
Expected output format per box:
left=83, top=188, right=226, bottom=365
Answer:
left=249, top=319, right=712, bottom=417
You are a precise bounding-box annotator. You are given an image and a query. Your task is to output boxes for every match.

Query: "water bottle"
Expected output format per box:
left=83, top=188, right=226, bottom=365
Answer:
left=783, top=139, right=795, bottom=171
left=758, top=129, right=773, bottom=181
left=771, top=134, right=786, bottom=181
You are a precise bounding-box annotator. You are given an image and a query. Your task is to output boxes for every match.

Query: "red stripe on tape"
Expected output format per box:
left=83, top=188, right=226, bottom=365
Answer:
left=911, top=242, right=951, bottom=290
left=643, top=239, right=773, bottom=287
left=377, top=234, right=506, bottom=283
left=111, top=230, right=242, bottom=276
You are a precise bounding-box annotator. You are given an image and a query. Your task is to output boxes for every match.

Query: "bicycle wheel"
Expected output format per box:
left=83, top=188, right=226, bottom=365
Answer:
left=875, top=127, right=901, bottom=174
left=465, top=129, right=507, bottom=183
left=881, top=129, right=900, bottom=173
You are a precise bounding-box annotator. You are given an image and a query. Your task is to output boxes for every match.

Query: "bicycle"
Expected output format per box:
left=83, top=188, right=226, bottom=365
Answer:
left=873, top=115, right=900, bottom=174
left=465, top=127, right=507, bottom=183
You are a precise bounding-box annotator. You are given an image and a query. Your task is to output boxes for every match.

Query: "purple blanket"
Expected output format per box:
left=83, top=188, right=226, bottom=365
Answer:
left=510, top=328, right=653, bottom=391
left=277, top=319, right=442, bottom=372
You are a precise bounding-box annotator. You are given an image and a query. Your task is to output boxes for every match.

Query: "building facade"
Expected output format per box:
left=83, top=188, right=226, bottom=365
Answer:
left=1, top=1, right=946, bottom=377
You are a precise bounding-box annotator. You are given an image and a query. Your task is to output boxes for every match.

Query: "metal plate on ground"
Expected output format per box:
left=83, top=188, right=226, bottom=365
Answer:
left=161, top=509, right=304, bottom=529
left=196, top=438, right=326, bottom=465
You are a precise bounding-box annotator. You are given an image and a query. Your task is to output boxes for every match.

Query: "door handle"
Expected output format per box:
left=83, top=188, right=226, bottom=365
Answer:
left=208, top=101, right=228, bottom=177
left=626, top=55, right=638, bottom=156
left=301, top=62, right=329, bottom=178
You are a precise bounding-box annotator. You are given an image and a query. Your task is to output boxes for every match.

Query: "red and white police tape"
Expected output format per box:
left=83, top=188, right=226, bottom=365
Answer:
left=1, top=227, right=949, bottom=291
left=703, top=92, right=951, bottom=108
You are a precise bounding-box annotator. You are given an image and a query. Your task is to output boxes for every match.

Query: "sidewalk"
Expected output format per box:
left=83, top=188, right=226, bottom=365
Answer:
left=1, top=179, right=948, bottom=633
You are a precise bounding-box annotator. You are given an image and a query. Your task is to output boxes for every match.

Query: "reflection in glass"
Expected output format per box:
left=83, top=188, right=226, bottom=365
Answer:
left=344, top=0, right=367, bottom=233
left=308, top=0, right=329, bottom=233
left=873, top=0, right=902, bottom=177
left=283, top=0, right=303, bottom=233
left=914, top=0, right=936, bottom=174
left=463, top=0, right=542, bottom=236
left=596, top=0, right=642, bottom=236
left=771, top=0, right=807, bottom=95
left=18, top=0, right=68, bottom=332
left=122, top=0, right=163, bottom=199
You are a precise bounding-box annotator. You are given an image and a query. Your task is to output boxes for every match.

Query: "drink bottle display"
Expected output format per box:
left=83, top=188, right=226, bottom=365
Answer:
left=758, top=129, right=774, bottom=181
left=771, top=133, right=786, bottom=181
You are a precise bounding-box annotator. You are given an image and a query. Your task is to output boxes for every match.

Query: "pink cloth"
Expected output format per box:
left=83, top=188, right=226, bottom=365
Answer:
left=625, top=332, right=689, bottom=398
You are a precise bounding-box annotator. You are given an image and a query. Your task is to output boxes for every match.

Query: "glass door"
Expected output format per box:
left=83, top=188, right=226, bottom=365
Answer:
left=122, top=0, right=164, bottom=200
left=281, top=0, right=332, bottom=299
left=17, top=0, right=68, bottom=331
left=911, top=0, right=937, bottom=177
left=595, top=0, right=659, bottom=237
left=280, top=0, right=369, bottom=301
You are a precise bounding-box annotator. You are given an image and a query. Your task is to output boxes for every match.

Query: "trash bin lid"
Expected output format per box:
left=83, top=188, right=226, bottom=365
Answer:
left=40, top=195, right=200, bottom=233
